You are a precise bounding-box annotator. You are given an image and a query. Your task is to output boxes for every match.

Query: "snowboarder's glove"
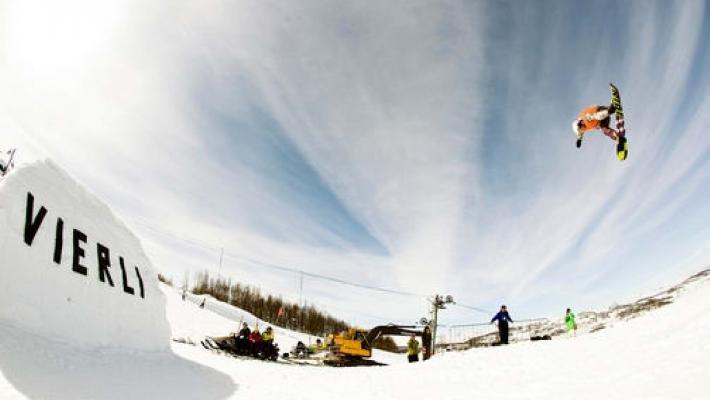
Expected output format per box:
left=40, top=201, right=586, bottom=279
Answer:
left=576, top=138, right=582, bottom=148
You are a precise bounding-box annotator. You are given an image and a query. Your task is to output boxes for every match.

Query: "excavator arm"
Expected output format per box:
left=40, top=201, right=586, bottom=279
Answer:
left=362, top=325, right=422, bottom=350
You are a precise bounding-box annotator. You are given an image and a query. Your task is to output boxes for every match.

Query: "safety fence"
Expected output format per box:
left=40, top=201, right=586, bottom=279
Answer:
left=437, top=318, right=564, bottom=351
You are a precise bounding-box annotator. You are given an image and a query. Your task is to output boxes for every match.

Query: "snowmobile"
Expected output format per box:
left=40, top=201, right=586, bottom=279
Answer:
left=285, top=341, right=315, bottom=359
left=202, top=335, right=280, bottom=362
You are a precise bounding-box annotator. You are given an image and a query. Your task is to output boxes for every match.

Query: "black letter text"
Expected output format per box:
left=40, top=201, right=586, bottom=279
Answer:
left=96, top=243, right=115, bottom=287
left=119, top=257, right=135, bottom=295
left=24, top=192, right=48, bottom=246
left=53, top=218, right=64, bottom=264
left=72, top=229, right=88, bottom=276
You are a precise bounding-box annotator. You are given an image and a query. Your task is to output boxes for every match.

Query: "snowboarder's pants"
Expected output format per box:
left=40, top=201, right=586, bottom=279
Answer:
left=408, top=354, right=419, bottom=363
left=597, top=105, right=623, bottom=140
left=498, top=321, right=509, bottom=344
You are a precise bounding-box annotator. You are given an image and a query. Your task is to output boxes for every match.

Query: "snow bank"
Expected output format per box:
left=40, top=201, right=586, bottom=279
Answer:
left=0, top=160, right=169, bottom=351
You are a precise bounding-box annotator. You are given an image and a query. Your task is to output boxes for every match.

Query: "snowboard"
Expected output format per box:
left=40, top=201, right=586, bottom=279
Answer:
left=609, top=83, right=628, bottom=160
left=0, top=149, right=16, bottom=177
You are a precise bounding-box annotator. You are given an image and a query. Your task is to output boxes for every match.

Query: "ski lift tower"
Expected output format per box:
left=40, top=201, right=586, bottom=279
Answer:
left=429, top=294, right=454, bottom=354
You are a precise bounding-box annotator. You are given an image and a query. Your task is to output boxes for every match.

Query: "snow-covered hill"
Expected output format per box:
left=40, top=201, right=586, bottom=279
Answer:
left=1, top=161, right=708, bottom=400
left=2, top=267, right=708, bottom=399
left=163, top=270, right=710, bottom=400
left=454, top=268, right=710, bottom=348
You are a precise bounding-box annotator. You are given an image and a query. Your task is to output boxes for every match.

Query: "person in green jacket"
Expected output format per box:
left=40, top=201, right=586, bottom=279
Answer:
left=407, top=335, right=420, bottom=363
left=565, top=308, right=577, bottom=336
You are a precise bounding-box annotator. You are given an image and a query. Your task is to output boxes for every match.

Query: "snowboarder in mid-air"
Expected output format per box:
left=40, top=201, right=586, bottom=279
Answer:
left=572, top=83, right=628, bottom=160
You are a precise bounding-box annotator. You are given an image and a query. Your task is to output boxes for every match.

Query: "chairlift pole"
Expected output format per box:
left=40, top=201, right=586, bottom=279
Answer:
left=431, top=298, right=439, bottom=352
left=429, top=294, right=454, bottom=355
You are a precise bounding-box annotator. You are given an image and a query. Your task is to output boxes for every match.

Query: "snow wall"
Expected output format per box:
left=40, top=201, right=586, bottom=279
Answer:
left=0, top=160, right=170, bottom=351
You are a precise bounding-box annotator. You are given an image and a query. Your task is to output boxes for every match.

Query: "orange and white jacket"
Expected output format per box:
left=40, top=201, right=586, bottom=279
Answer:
left=572, top=105, right=610, bottom=139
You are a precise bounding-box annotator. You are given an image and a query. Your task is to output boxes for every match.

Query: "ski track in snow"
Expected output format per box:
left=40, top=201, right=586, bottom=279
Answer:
left=1, top=277, right=709, bottom=399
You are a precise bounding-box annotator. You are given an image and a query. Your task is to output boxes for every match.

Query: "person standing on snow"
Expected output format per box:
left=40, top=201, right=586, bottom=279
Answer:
left=407, top=335, right=420, bottom=363
left=491, top=305, right=514, bottom=345
left=422, top=325, right=433, bottom=360
left=572, top=103, right=626, bottom=151
left=565, top=308, right=578, bottom=337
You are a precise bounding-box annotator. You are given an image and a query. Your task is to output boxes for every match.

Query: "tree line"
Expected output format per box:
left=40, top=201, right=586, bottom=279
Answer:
left=192, top=270, right=349, bottom=336
left=189, top=270, right=398, bottom=352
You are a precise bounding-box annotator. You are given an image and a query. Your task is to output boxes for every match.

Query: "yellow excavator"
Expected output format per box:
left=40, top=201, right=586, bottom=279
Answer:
left=325, top=324, right=424, bottom=367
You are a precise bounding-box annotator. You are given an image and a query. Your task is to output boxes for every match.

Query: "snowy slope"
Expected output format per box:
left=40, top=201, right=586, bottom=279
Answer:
left=450, top=269, right=710, bottom=348
left=1, top=161, right=708, bottom=400
left=2, top=272, right=707, bottom=399
left=164, top=271, right=710, bottom=400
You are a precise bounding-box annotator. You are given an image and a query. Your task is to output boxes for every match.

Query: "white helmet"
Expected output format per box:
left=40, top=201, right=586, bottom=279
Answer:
left=572, top=120, right=583, bottom=139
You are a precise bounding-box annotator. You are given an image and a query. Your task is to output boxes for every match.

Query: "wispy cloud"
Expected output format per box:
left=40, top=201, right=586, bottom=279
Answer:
left=1, top=0, right=708, bottom=325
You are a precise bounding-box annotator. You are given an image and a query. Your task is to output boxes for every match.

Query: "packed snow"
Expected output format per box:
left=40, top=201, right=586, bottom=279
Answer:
left=1, top=161, right=709, bottom=400
left=166, top=276, right=710, bottom=400
left=0, top=160, right=169, bottom=351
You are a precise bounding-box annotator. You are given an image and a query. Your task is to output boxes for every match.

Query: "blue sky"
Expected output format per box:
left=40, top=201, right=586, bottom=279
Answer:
left=1, top=0, right=708, bottom=327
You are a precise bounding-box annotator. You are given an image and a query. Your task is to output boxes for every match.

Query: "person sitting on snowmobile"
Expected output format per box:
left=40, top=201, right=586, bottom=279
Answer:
left=249, top=328, right=263, bottom=356
left=572, top=104, right=626, bottom=150
left=293, top=341, right=308, bottom=358
left=261, top=326, right=274, bottom=345
left=311, top=338, right=325, bottom=353
left=235, top=322, right=251, bottom=354
left=260, top=326, right=277, bottom=360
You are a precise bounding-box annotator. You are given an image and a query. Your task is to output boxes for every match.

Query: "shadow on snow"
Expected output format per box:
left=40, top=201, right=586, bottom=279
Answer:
left=0, top=323, right=236, bottom=400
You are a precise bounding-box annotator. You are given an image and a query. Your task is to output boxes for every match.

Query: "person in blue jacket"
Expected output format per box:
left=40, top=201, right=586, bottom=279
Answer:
left=490, top=305, right=513, bottom=345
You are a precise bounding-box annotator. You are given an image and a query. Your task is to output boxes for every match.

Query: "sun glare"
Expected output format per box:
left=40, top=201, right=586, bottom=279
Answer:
left=5, top=0, right=123, bottom=79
